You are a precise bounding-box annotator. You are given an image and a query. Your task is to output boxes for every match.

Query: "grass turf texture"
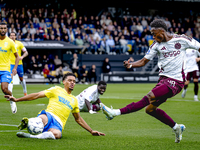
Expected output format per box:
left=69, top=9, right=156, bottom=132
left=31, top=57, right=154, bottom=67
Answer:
left=0, top=83, right=200, bottom=150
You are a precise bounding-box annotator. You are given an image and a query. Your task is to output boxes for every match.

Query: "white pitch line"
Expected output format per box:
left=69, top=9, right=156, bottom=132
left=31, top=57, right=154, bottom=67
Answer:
left=0, top=123, right=18, bottom=127
left=0, top=130, right=20, bottom=132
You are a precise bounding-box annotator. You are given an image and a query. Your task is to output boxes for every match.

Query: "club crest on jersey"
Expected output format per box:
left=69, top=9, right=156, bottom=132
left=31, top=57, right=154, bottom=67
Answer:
left=4, top=42, right=8, bottom=47
left=174, top=42, right=181, bottom=49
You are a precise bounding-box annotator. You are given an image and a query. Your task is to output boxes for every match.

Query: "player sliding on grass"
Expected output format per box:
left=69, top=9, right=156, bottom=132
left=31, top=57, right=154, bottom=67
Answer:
left=101, top=19, right=200, bottom=143
left=76, top=81, right=107, bottom=114
left=5, top=72, right=105, bottom=139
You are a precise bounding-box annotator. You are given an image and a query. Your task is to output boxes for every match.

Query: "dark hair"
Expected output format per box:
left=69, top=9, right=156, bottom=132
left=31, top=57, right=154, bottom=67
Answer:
left=0, top=22, right=7, bottom=26
left=150, top=19, right=168, bottom=32
left=63, top=72, right=76, bottom=81
left=98, top=81, right=107, bottom=86
left=10, top=32, right=16, bottom=36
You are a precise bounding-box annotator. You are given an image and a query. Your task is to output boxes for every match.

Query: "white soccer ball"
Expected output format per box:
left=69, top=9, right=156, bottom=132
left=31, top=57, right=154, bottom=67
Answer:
left=27, top=117, right=44, bottom=135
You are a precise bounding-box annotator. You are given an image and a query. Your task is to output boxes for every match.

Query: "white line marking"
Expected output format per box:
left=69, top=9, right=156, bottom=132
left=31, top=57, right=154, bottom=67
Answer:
left=0, top=130, right=20, bottom=132
left=0, top=123, right=18, bottom=127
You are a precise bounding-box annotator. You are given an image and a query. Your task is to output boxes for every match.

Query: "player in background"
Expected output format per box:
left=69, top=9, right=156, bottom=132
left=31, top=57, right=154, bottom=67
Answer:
left=0, top=22, right=19, bottom=114
left=9, top=32, right=28, bottom=96
left=76, top=81, right=107, bottom=114
left=5, top=73, right=105, bottom=139
left=101, top=19, right=200, bottom=143
left=181, top=48, right=200, bottom=101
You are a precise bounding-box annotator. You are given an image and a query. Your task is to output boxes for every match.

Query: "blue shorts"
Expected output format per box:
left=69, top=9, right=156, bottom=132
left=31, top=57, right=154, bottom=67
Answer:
left=0, top=71, right=12, bottom=83
left=37, top=110, right=63, bottom=133
left=10, top=64, right=24, bottom=77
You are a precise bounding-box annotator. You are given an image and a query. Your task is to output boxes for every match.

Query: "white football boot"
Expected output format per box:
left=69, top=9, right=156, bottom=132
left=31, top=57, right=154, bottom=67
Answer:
left=173, top=124, right=186, bottom=143
left=100, top=103, right=116, bottom=120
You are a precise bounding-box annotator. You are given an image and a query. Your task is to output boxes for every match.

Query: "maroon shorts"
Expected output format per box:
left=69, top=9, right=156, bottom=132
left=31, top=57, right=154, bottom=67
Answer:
left=186, top=70, right=199, bottom=81
left=151, top=76, right=184, bottom=106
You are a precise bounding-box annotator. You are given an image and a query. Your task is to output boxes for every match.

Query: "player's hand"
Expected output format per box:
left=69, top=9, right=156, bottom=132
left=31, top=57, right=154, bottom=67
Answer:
left=19, top=56, right=23, bottom=60
left=91, top=130, right=105, bottom=136
left=89, top=110, right=97, bottom=114
left=12, top=68, right=17, bottom=75
left=4, top=95, right=17, bottom=102
left=123, top=60, right=132, bottom=69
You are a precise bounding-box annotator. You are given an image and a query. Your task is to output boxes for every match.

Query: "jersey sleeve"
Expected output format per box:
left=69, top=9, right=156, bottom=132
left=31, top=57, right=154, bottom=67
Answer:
left=184, top=36, right=200, bottom=50
left=44, top=86, right=57, bottom=98
left=71, top=97, right=80, bottom=113
left=144, top=41, right=158, bottom=60
left=19, top=41, right=27, bottom=52
left=11, top=40, right=17, bottom=54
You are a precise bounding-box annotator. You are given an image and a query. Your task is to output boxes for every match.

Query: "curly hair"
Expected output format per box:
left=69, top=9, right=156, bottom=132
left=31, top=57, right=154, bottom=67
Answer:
left=150, top=19, right=168, bottom=32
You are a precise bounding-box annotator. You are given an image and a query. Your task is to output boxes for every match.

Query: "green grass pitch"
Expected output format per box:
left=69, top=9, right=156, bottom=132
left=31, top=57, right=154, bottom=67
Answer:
left=0, top=83, right=200, bottom=150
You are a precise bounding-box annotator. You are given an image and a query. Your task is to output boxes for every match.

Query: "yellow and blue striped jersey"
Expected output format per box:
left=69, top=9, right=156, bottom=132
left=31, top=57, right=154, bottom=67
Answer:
left=44, top=86, right=79, bottom=129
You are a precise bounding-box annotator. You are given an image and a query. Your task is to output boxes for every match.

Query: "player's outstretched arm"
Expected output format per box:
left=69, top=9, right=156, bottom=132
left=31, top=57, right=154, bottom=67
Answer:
left=73, top=112, right=105, bottom=136
left=123, top=57, right=150, bottom=69
left=5, top=91, right=46, bottom=102
left=85, top=99, right=97, bottom=114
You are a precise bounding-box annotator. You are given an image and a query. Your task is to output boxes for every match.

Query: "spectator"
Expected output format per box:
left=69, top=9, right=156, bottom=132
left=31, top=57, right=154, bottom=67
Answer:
left=33, top=14, right=40, bottom=24
left=141, top=17, right=148, bottom=28
left=114, top=36, right=121, bottom=54
left=88, top=64, right=97, bottom=84
left=69, top=30, right=75, bottom=44
left=119, top=35, right=129, bottom=55
left=42, top=55, right=49, bottom=68
left=135, top=37, right=142, bottom=55
left=54, top=55, right=62, bottom=69
left=29, top=24, right=36, bottom=35
left=78, top=64, right=88, bottom=84
left=55, top=65, right=64, bottom=83
left=69, top=53, right=79, bottom=78
left=33, top=20, right=40, bottom=29
left=85, top=26, right=92, bottom=35
left=35, top=54, right=43, bottom=74
left=136, top=22, right=143, bottom=33
left=131, top=22, right=137, bottom=32
left=140, top=37, right=149, bottom=54
left=185, top=28, right=193, bottom=37
left=8, top=24, right=16, bottom=34
left=29, top=56, right=39, bottom=74
left=83, top=34, right=91, bottom=54
left=75, top=35, right=86, bottom=53
left=43, top=64, right=55, bottom=84
left=35, top=29, right=43, bottom=41
left=39, top=19, right=46, bottom=28
left=106, top=35, right=116, bottom=54
left=102, top=57, right=111, bottom=74
left=22, top=24, right=29, bottom=35
left=89, top=36, right=98, bottom=54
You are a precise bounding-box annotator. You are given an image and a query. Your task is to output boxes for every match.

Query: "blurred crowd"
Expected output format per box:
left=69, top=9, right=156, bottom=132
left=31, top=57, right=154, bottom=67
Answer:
left=1, top=7, right=200, bottom=55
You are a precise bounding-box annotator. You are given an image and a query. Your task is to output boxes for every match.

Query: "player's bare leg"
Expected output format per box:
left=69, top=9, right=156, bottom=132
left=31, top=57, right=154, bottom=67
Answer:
left=2, top=82, right=17, bottom=114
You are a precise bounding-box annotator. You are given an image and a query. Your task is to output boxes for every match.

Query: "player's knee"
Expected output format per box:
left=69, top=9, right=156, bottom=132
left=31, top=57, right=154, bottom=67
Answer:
left=52, top=130, right=62, bottom=139
left=145, top=104, right=157, bottom=114
left=1, top=86, right=9, bottom=94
